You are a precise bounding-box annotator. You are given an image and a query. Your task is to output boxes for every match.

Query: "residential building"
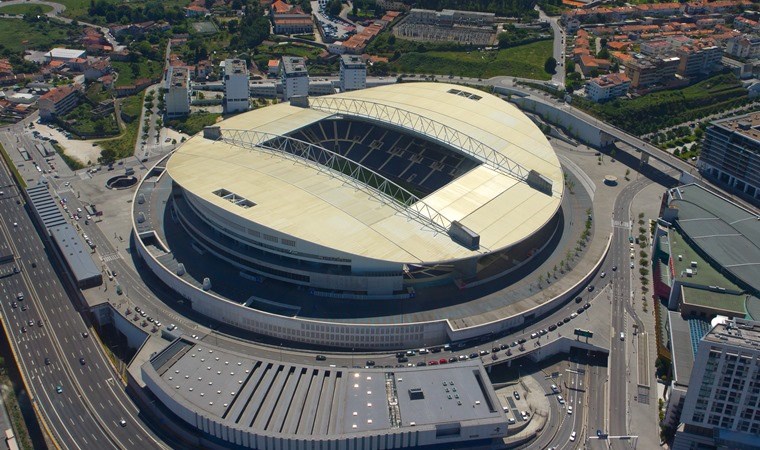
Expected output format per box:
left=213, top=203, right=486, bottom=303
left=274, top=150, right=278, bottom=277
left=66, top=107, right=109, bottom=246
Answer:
left=280, top=56, right=308, bottom=101
left=267, top=59, right=280, bottom=76
left=625, top=56, right=679, bottom=89
left=585, top=73, right=630, bottom=102
left=270, top=0, right=313, bottom=35
left=726, top=35, right=760, bottom=60
left=699, top=113, right=760, bottom=204
left=339, top=55, right=366, bottom=92
left=223, top=58, right=249, bottom=113
left=38, top=84, right=81, bottom=120
left=676, top=43, right=722, bottom=77
left=407, top=8, right=495, bottom=27
left=83, top=58, right=111, bottom=81
left=184, top=4, right=209, bottom=17
left=578, top=54, right=610, bottom=77
left=672, top=318, right=760, bottom=449
left=165, top=66, right=190, bottom=118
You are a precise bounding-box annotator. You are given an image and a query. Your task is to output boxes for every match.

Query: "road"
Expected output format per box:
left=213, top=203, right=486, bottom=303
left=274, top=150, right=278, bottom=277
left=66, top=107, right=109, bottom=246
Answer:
left=0, top=146, right=166, bottom=449
left=537, top=6, right=565, bottom=87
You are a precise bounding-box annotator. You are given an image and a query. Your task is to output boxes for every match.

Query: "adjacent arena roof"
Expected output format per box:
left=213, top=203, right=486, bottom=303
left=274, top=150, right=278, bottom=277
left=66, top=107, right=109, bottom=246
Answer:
left=167, top=83, right=563, bottom=263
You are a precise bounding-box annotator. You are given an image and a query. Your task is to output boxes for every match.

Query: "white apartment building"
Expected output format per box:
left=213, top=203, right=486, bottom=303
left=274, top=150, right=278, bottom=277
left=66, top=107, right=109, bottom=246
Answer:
left=280, top=56, right=309, bottom=101
left=726, top=35, right=760, bottom=60
left=165, top=66, right=190, bottom=118
left=585, top=73, right=631, bottom=102
left=223, top=58, right=249, bottom=113
left=672, top=318, right=760, bottom=450
left=339, top=54, right=366, bottom=92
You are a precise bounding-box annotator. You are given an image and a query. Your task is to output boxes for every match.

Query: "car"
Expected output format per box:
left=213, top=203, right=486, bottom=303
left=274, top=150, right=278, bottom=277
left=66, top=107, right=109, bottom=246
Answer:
left=44, top=357, right=50, bottom=365
left=469, top=352, right=478, bottom=359
left=574, top=296, right=582, bottom=303
left=631, top=262, right=635, bottom=268
left=147, top=317, right=154, bottom=323
left=539, top=329, right=548, bottom=335
left=135, top=306, right=141, bottom=313
left=79, top=358, right=86, bottom=365
left=21, top=327, right=26, bottom=333
left=563, top=317, right=571, bottom=323
left=600, top=272, right=606, bottom=278
left=316, top=355, right=326, bottom=361
left=448, top=357, right=457, bottom=363
left=427, top=360, right=438, bottom=366
left=397, top=357, right=408, bottom=363
left=16, top=292, right=23, bottom=301
left=31, top=261, right=36, bottom=268
left=513, top=391, right=520, bottom=400
left=612, top=265, right=617, bottom=271
left=37, top=320, right=43, bottom=327
left=76, top=207, right=82, bottom=213
left=570, top=431, right=576, bottom=441
left=500, top=343, right=508, bottom=350
left=479, top=350, right=489, bottom=356
left=396, top=352, right=405, bottom=358
left=27, top=320, right=34, bottom=327
left=405, top=350, right=416, bottom=356
left=548, top=324, right=557, bottom=331
left=510, top=341, right=518, bottom=347
left=557, top=395, right=565, bottom=404
left=518, top=338, right=527, bottom=344
left=551, top=384, right=558, bottom=392
left=620, top=332, right=625, bottom=340
left=20, top=305, right=27, bottom=311
left=11, top=302, right=16, bottom=309
left=56, top=385, right=63, bottom=394
left=584, top=302, right=591, bottom=310
left=491, top=347, right=500, bottom=353
left=365, top=360, right=375, bottom=366
left=587, top=285, right=595, bottom=292
left=567, top=406, right=573, bottom=415
left=577, top=307, right=584, bottom=314
left=416, top=361, right=426, bottom=366
left=508, top=417, right=516, bottom=425
left=439, top=358, right=447, bottom=364
left=119, top=419, right=127, bottom=427
left=571, top=312, right=578, bottom=319
left=418, top=348, right=429, bottom=354
left=530, top=333, right=538, bottom=339
left=557, top=321, right=564, bottom=327
left=458, top=355, right=468, bottom=361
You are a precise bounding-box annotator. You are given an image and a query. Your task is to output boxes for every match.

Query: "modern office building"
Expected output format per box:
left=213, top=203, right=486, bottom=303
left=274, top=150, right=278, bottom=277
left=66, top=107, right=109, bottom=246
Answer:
left=339, top=55, right=366, bottom=92
left=223, top=59, right=249, bottom=114
left=671, top=318, right=760, bottom=450
left=280, top=56, right=309, bottom=101
left=698, top=113, right=760, bottom=204
left=165, top=66, right=191, bottom=118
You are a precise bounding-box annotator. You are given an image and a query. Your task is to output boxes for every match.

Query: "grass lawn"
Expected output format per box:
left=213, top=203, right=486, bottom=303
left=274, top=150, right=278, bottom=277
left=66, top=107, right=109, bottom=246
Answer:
left=574, top=73, right=749, bottom=135
left=97, top=93, right=144, bottom=160
left=85, top=82, right=111, bottom=103
left=167, top=112, right=220, bottom=136
left=43, top=0, right=90, bottom=19
left=391, top=40, right=554, bottom=80
left=0, top=4, right=53, bottom=15
left=253, top=42, right=324, bottom=70
left=60, top=103, right=120, bottom=137
left=0, top=18, right=75, bottom=52
left=0, top=142, right=26, bottom=188
left=112, top=60, right=163, bottom=87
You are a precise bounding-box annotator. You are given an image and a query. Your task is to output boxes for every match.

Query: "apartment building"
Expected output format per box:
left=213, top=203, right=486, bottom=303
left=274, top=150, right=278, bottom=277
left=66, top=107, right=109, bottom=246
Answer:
left=699, top=113, right=760, bottom=204
left=625, top=56, right=680, bottom=89
left=585, top=73, right=630, bottom=102
left=223, top=58, right=249, bottom=113
left=339, top=55, right=366, bottom=92
left=676, top=43, right=722, bottom=77
left=280, top=56, right=309, bottom=101
left=165, top=66, right=190, bottom=118
left=726, top=35, right=760, bottom=60
left=38, top=84, right=81, bottom=120
left=672, top=318, right=760, bottom=450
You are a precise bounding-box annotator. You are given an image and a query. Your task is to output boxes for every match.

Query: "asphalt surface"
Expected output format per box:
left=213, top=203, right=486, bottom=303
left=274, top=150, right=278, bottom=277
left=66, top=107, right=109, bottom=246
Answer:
left=0, top=146, right=165, bottom=448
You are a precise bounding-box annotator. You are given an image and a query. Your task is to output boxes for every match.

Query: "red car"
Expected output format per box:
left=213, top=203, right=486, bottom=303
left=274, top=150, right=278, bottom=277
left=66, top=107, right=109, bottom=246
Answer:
left=427, top=360, right=438, bottom=366
left=439, top=358, right=448, bottom=364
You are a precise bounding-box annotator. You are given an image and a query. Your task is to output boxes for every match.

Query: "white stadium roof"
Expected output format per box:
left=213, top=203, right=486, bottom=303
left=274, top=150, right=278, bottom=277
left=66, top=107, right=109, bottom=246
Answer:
left=167, top=83, right=563, bottom=263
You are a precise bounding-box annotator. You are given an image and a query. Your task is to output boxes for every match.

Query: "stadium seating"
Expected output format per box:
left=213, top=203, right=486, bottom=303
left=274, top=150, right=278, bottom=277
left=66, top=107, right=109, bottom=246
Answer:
left=285, top=119, right=480, bottom=196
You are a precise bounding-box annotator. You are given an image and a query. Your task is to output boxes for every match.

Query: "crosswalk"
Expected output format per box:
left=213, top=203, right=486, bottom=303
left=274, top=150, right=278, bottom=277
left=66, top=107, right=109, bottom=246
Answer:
left=612, top=220, right=631, bottom=229
left=100, top=251, right=121, bottom=262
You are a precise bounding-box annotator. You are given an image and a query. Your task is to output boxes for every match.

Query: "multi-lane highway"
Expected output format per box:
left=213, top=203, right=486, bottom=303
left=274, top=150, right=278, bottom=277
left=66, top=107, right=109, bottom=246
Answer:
left=0, top=152, right=165, bottom=449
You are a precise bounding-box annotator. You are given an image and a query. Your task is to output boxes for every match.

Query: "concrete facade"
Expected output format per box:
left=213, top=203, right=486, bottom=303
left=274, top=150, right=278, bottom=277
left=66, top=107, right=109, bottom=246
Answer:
left=166, top=66, right=191, bottom=118
left=280, top=56, right=309, bottom=101
left=224, top=59, right=249, bottom=113
left=339, top=55, right=366, bottom=92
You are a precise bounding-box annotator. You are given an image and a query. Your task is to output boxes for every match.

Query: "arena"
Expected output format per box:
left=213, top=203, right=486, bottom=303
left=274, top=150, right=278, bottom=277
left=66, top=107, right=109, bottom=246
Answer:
left=133, top=83, right=569, bottom=349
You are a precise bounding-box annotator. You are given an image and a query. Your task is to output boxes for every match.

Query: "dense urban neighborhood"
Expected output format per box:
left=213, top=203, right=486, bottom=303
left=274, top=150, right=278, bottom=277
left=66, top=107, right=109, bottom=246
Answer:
left=0, top=0, right=758, bottom=450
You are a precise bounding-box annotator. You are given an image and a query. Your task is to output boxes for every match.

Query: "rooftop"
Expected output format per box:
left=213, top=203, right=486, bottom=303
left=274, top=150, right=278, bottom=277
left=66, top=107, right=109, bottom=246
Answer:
left=40, top=85, right=78, bottom=103
left=589, top=73, right=630, bottom=87
left=681, top=286, right=747, bottom=317
left=340, top=54, right=365, bottom=68
left=668, top=228, right=742, bottom=291
left=281, top=56, right=306, bottom=75
left=703, top=317, right=760, bottom=348
left=668, top=311, right=701, bottom=387
left=169, top=66, right=189, bottom=88
left=224, top=58, right=247, bottom=75
left=166, top=83, right=563, bottom=263
left=144, top=339, right=505, bottom=438
left=712, top=111, right=760, bottom=143
left=46, top=48, right=86, bottom=60
left=668, top=184, right=760, bottom=295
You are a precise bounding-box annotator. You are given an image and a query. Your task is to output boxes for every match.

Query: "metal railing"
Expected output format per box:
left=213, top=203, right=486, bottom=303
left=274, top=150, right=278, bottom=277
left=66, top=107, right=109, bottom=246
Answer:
left=218, top=128, right=454, bottom=236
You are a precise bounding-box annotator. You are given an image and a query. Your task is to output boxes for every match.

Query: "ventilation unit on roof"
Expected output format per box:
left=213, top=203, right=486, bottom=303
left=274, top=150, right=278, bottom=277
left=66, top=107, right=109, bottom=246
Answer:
left=408, top=388, right=424, bottom=400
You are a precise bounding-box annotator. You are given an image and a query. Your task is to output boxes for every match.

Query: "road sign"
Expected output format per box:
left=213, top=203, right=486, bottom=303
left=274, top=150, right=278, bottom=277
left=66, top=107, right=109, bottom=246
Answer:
left=574, top=328, right=593, bottom=338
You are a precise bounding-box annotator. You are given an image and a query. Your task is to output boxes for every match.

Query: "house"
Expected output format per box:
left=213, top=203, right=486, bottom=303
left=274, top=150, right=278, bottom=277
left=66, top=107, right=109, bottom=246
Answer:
left=45, top=48, right=86, bottom=63
left=270, top=0, right=313, bottom=35
left=267, top=59, right=280, bottom=76
left=185, top=4, right=210, bottom=17
left=84, top=58, right=112, bottom=81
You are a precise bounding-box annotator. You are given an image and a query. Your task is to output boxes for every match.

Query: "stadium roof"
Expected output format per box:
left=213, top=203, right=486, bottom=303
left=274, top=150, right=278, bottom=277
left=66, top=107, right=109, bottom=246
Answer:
left=669, top=184, right=760, bottom=295
left=167, top=83, right=563, bottom=263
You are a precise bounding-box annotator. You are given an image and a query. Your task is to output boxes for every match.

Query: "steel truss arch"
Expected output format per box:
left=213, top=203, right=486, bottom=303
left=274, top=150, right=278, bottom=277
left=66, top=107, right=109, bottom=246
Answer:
left=309, top=97, right=553, bottom=196
left=218, top=128, right=455, bottom=236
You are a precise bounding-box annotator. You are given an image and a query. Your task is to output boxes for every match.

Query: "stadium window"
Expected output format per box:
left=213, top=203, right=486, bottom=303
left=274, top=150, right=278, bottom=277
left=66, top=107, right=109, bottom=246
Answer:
left=282, top=238, right=296, bottom=247
left=263, top=234, right=278, bottom=243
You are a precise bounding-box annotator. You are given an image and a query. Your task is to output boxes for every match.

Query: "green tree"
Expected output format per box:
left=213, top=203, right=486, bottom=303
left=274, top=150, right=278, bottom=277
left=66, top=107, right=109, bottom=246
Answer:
left=327, top=0, right=342, bottom=16
left=544, top=56, right=557, bottom=75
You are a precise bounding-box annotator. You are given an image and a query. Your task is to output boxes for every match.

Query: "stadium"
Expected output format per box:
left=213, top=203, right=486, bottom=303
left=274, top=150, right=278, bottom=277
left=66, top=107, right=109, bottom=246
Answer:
left=133, top=82, right=568, bottom=349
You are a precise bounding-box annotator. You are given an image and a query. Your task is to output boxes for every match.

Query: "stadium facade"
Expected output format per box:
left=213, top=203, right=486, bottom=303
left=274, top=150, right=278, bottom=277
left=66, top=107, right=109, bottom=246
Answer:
left=133, top=83, right=568, bottom=348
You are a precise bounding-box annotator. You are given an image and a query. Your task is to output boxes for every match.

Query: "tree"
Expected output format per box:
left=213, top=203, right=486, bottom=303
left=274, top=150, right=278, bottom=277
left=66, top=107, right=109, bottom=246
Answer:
left=544, top=57, right=557, bottom=75
left=327, top=0, right=341, bottom=16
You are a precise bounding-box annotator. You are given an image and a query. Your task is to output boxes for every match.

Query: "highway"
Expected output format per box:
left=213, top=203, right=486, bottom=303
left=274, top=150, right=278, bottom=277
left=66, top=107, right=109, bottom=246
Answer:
left=0, top=151, right=165, bottom=449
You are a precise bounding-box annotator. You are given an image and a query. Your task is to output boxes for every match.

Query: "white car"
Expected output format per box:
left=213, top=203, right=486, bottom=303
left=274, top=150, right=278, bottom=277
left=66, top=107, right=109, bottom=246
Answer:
left=600, top=271, right=606, bottom=278
left=570, top=431, right=576, bottom=441
left=567, top=405, right=573, bottom=415
left=557, top=395, right=565, bottom=404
